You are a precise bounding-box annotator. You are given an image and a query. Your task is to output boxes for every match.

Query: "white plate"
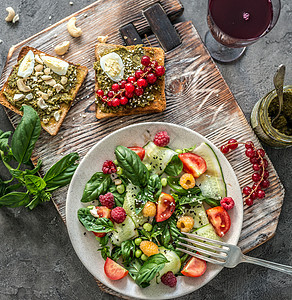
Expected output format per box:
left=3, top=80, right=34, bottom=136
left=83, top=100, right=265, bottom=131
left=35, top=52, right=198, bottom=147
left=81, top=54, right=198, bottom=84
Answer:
left=66, top=122, right=243, bottom=300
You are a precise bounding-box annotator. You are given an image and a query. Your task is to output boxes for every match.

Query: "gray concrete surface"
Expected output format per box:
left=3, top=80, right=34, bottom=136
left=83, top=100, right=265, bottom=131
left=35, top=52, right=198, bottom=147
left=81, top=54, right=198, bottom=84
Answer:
left=0, top=0, right=291, bottom=299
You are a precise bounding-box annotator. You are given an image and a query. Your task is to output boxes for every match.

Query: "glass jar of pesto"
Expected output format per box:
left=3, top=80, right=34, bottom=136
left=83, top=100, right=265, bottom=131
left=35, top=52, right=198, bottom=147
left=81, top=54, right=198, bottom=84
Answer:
left=251, top=85, right=292, bottom=148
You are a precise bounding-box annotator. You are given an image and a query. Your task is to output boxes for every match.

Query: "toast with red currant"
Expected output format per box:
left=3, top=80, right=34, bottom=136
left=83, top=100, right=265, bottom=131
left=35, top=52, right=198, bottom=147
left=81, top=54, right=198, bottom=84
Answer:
left=94, top=43, right=166, bottom=119
left=0, top=46, right=88, bottom=136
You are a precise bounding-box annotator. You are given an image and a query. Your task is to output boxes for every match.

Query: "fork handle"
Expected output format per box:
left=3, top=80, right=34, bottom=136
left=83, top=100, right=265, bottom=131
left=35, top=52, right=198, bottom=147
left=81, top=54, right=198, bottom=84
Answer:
left=242, top=254, right=292, bottom=275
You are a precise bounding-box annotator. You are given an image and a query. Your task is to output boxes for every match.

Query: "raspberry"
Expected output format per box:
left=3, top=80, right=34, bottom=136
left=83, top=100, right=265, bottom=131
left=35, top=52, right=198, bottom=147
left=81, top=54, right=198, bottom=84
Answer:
left=102, top=160, right=117, bottom=174
left=220, top=197, right=235, bottom=210
left=111, top=207, right=126, bottom=223
left=153, top=131, right=170, bottom=147
left=142, top=201, right=157, bottom=217
left=161, top=271, right=177, bottom=288
left=99, top=192, right=115, bottom=209
left=139, top=241, right=159, bottom=257
left=177, top=216, right=194, bottom=233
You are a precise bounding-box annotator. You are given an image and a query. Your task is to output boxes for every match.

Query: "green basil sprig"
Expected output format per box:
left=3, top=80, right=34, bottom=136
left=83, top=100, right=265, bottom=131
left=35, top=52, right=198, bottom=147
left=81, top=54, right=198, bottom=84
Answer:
left=164, top=155, right=183, bottom=176
left=77, top=208, right=114, bottom=233
left=11, top=106, right=41, bottom=165
left=135, top=253, right=169, bottom=288
left=115, top=146, right=149, bottom=187
left=121, top=240, right=136, bottom=265
left=81, top=172, right=111, bottom=203
left=0, top=105, right=79, bottom=209
left=136, top=174, right=162, bottom=214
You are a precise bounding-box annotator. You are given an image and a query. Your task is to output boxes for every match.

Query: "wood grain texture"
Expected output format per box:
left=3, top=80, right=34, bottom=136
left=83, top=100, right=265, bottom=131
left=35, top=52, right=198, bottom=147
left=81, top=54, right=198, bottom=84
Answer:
left=0, top=0, right=285, bottom=297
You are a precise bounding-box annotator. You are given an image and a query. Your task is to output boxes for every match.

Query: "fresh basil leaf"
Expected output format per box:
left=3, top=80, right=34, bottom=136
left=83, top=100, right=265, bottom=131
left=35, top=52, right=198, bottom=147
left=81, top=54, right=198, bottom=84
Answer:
left=77, top=208, right=114, bottom=232
left=167, top=176, right=200, bottom=195
left=111, top=246, right=122, bottom=262
left=153, top=216, right=182, bottom=249
left=11, top=105, right=41, bottom=164
left=126, top=259, right=142, bottom=281
left=4, top=183, right=22, bottom=194
left=98, top=246, right=111, bottom=261
left=81, top=172, right=111, bottom=203
left=164, top=155, right=183, bottom=176
left=26, top=195, right=41, bottom=210
left=135, top=253, right=168, bottom=287
left=204, top=197, right=221, bottom=207
left=0, top=130, right=11, bottom=152
left=115, top=146, right=149, bottom=187
left=24, top=174, right=46, bottom=194
left=44, top=153, right=79, bottom=190
left=172, top=193, right=200, bottom=206
left=136, top=174, right=162, bottom=214
left=24, top=159, right=42, bottom=175
left=0, top=178, right=7, bottom=197
left=98, top=234, right=109, bottom=247
left=108, top=184, right=125, bottom=207
left=0, top=192, right=30, bottom=208
left=121, top=240, right=136, bottom=265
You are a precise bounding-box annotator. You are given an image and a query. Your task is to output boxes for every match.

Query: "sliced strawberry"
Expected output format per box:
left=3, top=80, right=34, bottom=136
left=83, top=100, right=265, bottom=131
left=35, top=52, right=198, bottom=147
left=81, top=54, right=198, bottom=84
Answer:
left=178, top=153, right=207, bottom=178
left=156, top=192, right=175, bottom=222
left=181, top=256, right=207, bottom=277
left=128, top=146, right=145, bottom=160
left=206, top=206, right=231, bottom=237
left=104, top=257, right=129, bottom=280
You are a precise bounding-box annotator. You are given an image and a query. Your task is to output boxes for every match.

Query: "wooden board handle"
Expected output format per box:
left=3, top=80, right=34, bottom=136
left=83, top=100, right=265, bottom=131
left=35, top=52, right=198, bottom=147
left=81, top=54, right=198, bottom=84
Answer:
left=120, top=24, right=144, bottom=45
left=143, top=3, right=181, bottom=51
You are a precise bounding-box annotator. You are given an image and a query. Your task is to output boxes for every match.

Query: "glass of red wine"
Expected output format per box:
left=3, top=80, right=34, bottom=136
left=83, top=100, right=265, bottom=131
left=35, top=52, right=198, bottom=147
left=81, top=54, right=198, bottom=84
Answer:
left=205, top=0, right=281, bottom=62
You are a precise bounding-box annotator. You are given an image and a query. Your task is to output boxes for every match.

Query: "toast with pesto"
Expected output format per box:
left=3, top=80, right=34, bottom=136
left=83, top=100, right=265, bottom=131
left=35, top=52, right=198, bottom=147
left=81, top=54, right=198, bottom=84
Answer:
left=94, top=43, right=166, bottom=119
left=0, top=46, right=88, bottom=136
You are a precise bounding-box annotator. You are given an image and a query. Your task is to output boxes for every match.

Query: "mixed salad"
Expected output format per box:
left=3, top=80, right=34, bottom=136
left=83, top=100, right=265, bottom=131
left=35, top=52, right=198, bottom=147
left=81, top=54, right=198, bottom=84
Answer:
left=77, top=130, right=235, bottom=288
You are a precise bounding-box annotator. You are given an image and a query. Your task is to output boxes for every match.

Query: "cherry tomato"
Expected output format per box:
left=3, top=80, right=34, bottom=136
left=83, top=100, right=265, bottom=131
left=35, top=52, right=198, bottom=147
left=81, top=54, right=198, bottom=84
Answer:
left=104, top=258, right=129, bottom=280
left=206, top=206, right=231, bottom=237
left=178, top=153, right=207, bottom=178
left=128, top=146, right=146, bottom=160
left=181, top=256, right=207, bottom=277
left=156, top=192, right=175, bottom=222
left=92, top=206, right=111, bottom=237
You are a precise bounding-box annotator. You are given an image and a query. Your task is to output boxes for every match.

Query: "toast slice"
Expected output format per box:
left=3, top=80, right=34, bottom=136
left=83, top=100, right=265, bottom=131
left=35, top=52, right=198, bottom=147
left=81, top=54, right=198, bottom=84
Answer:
left=94, top=43, right=166, bottom=119
left=0, top=46, right=88, bottom=136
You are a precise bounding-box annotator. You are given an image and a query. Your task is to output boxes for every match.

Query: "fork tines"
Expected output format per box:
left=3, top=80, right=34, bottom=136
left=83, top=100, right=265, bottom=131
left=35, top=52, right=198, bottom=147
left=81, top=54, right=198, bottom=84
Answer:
left=176, top=232, right=230, bottom=266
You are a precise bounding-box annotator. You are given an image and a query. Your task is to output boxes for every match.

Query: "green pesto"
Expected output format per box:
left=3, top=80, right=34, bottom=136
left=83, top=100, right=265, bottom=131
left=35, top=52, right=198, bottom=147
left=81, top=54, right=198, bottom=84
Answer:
left=268, top=91, right=292, bottom=136
left=4, top=56, right=78, bottom=122
left=94, top=45, right=161, bottom=113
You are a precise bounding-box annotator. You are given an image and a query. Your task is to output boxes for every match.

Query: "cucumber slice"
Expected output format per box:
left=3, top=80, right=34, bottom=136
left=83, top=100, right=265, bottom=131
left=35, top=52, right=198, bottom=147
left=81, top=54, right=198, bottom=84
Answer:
left=143, top=142, right=176, bottom=175
left=193, top=223, right=221, bottom=241
left=156, top=247, right=181, bottom=283
left=110, top=216, right=138, bottom=246
left=183, top=203, right=209, bottom=229
left=194, top=143, right=227, bottom=200
left=123, top=183, right=147, bottom=227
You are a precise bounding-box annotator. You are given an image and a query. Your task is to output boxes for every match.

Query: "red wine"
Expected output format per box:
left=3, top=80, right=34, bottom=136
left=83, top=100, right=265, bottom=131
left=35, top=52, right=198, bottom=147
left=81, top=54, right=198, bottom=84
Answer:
left=209, top=0, right=273, bottom=40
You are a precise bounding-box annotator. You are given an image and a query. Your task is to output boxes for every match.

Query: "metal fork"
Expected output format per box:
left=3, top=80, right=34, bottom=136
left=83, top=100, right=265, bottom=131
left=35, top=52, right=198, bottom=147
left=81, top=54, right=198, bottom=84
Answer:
left=177, top=232, right=292, bottom=275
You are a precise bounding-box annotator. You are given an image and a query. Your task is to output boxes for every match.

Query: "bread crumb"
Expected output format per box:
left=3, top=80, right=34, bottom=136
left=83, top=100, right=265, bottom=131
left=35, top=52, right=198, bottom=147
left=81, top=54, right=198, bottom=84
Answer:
left=49, top=16, right=52, bottom=20
left=0, top=40, right=3, bottom=44
left=97, top=35, right=108, bottom=43
left=69, top=1, right=73, bottom=5
left=124, top=36, right=128, bottom=39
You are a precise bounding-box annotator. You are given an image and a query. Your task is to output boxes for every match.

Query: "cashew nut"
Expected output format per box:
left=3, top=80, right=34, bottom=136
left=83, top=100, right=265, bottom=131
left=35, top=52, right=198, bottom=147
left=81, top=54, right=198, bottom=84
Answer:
left=54, top=41, right=70, bottom=56
left=44, top=68, right=51, bottom=75
left=35, top=55, right=43, bottom=64
left=60, top=76, right=68, bottom=85
left=97, top=35, right=109, bottom=43
left=44, top=79, right=57, bottom=86
left=13, top=93, right=25, bottom=101
left=67, top=17, right=82, bottom=37
left=12, top=14, right=19, bottom=23
left=41, top=75, right=52, bottom=81
left=17, top=79, right=31, bottom=93
left=5, top=7, right=15, bottom=22
left=34, top=64, right=44, bottom=72
left=53, top=83, right=64, bottom=93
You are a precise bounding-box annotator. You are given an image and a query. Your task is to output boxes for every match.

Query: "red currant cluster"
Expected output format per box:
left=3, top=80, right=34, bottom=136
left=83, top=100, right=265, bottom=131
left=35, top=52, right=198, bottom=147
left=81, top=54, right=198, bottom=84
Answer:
left=220, top=139, right=270, bottom=206
left=96, top=55, right=165, bottom=107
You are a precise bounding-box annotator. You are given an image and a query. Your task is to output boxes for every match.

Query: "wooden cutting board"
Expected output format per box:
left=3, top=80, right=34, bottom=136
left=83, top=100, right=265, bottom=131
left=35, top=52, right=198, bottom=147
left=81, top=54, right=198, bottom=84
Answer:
left=0, top=0, right=285, bottom=298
